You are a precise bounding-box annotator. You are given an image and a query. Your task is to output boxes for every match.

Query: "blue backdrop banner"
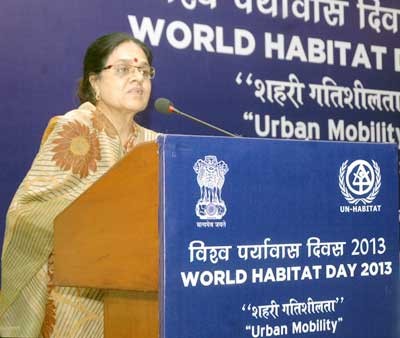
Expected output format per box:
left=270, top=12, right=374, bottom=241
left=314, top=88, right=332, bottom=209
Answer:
left=1, top=0, right=399, bottom=285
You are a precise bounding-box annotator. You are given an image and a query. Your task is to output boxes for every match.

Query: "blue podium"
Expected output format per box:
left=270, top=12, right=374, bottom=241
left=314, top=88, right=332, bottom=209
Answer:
left=54, top=135, right=399, bottom=338
left=159, top=135, right=398, bottom=338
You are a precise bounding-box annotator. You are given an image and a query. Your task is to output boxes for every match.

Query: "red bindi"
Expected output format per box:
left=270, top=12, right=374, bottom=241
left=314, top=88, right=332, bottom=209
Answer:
left=133, top=57, right=138, bottom=63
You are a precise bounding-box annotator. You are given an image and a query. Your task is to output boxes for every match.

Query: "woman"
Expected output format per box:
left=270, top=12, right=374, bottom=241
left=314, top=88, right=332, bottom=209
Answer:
left=0, top=32, right=158, bottom=338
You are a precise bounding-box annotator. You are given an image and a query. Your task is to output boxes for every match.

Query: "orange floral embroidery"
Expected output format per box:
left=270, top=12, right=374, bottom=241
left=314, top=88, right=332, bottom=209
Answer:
left=52, top=121, right=101, bottom=178
left=40, top=254, right=56, bottom=338
left=124, top=124, right=138, bottom=153
left=92, top=109, right=118, bottom=138
left=40, top=297, right=56, bottom=338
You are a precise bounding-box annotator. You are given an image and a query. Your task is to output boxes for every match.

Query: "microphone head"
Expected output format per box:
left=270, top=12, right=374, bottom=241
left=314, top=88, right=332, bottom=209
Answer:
left=155, top=97, right=174, bottom=114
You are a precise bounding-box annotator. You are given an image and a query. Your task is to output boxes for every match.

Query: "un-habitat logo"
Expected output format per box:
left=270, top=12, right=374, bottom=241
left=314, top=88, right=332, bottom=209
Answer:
left=193, top=155, right=228, bottom=228
left=339, top=159, right=382, bottom=213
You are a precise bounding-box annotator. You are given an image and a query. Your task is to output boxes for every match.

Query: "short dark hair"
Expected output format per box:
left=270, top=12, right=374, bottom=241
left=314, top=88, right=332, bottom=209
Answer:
left=77, top=32, right=153, bottom=104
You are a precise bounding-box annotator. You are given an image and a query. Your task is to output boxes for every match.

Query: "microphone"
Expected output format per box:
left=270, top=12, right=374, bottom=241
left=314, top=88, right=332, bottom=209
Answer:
left=154, top=97, right=239, bottom=137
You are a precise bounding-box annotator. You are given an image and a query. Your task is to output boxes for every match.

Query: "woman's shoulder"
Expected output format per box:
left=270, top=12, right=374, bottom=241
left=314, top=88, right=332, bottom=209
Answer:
left=63, top=102, right=97, bottom=123
left=40, top=102, right=97, bottom=145
left=45, top=102, right=97, bottom=130
left=135, top=122, right=160, bottom=143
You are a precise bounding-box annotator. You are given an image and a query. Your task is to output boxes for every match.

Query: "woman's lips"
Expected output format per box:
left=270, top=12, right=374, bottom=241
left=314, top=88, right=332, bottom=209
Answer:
left=128, top=87, right=144, bottom=95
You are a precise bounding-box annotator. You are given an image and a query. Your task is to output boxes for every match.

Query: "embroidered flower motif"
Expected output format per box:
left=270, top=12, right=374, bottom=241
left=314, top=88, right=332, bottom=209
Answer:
left=52, top=121, right=101, bottom=178
left=92, top=109, right=118, bottom=138
left=40, top=254, right=56, bottom=338
left=124, top=124, right=138, bottom=153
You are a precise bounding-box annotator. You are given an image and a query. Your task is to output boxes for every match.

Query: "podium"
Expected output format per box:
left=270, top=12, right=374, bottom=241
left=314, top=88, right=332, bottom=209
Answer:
left=54, top=135, right=399, bottom=338
left=54, top=141, right=160, bottom=337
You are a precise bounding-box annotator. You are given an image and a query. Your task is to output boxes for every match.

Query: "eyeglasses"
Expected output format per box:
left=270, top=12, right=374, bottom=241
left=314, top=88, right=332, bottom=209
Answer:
left=102, top=63, right=156, bottom=80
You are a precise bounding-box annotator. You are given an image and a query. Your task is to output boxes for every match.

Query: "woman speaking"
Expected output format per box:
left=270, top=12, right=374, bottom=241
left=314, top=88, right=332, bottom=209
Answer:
left=0, top=32, right=158, bottom=338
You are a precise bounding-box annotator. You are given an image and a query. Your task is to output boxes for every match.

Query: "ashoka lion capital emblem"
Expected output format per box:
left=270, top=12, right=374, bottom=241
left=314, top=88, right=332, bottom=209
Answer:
left=193, top=155, right=229, bottom=220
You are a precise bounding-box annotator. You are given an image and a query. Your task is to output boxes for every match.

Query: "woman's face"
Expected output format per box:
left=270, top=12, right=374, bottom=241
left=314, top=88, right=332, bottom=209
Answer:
left=92, top=41, right=152, bottom=115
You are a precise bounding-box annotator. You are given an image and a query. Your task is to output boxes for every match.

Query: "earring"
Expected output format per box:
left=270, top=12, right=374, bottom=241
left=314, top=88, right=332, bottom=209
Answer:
left=95, top=91, right=100, bottom=101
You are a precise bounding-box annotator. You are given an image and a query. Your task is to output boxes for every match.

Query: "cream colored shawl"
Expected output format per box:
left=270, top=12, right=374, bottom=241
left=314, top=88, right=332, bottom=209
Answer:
left=0, top=102, right=158, bottom=338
